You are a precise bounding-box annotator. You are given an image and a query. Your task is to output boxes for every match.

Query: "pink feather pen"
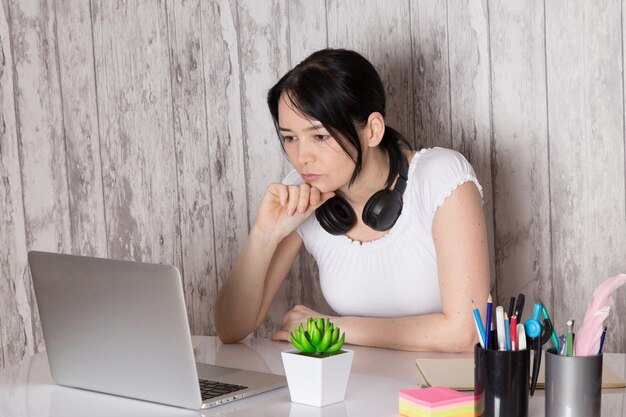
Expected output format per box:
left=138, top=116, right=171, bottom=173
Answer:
left=573, top=273, right=626, bottom=356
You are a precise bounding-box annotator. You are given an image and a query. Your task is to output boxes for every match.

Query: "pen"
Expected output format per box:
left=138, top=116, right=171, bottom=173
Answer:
left=510, top=314, right=517, bottom=351
left=514, top=294, right=525, bottom=320
left=531, top=339, right=541, bottom=396
left=485, top=294, right=493, bottom=350
left=496, top=306, right=506, bottom=351
left=598, top=326, right=607, bottom=354
left=527, top=303, right=544, bottom=397
left=517, top=323, right=527, bottom=350
left=566, top=319, right=574, bottom=356
left=471, top=300, right=486, bottom=348
left=504, top=312, right=511, bottom=351
left=507, top=296, right=516, bottom=318
left=539, top=300, right=559, bottom=351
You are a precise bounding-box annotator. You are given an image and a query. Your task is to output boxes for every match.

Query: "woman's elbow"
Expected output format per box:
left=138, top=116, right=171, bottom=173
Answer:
left=217, top=330, right=246, bottom=344
left=215, top=322, right=251, bottom=344
left=443, top=323, right=477, bottom=353
left=214, top=312, right=257, bottom=344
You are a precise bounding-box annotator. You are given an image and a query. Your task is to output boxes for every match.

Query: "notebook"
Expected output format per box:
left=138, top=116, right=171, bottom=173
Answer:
left=29, top=251, right=286, bottom=409
left=415, top=356, right=625, bottom=391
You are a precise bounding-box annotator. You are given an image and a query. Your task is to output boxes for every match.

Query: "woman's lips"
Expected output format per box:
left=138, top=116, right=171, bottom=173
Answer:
left=301, top=174, right=321, bottom=182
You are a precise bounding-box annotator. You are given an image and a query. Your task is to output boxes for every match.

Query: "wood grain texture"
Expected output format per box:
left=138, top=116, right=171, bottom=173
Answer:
left=0, top=0, right=31, bottom=369
left=2, top=0, right=626, bottom=368
left=327, top=0, right=414, bottom=146
left=617, top=0, right=626, bottom=355
left=235, top=0, right=291, bottom=337
left=285, top=1, right=334, bottom=317
left=91, top=0, right=181, bottom=266
left=489, top=1, right=552, bottom=319
left=199, top=0, right=249, bottom=335
left=546, top=0, right=626, bottom=350
left=410, top=0, right=450, bottom=150
left=8, top=0, right=68, bottom=360
left=446, top=0, right=496, bottom=295
left=287, top=0, right=327, bottom=66
left=54, top=0, right=107, bottom=257
left=9, top=0, right=71, bottom=253
left=166, top=0, right=217, bottom=335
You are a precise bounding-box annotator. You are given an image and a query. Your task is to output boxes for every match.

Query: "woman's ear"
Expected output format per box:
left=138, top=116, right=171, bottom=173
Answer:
left=366, top=112, right=385, bottom=147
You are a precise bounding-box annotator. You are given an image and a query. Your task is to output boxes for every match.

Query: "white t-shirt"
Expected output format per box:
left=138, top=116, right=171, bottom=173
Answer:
left=282, top=147, right=483, bottom=317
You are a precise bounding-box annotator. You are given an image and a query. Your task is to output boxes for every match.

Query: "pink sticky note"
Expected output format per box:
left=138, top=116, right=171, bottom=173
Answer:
left=400, top=386, right=475, bottom=407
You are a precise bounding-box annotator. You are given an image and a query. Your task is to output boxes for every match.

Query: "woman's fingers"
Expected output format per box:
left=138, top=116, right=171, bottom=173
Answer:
left=296, top=184, right=311, bottom=213
left=316, top=191, right=335, bottom=208
left=284, top=184, right=333, bottom=216
left=271, top=330, right=290, bottom=341
left=266, top=183, right=289, bottom=206
left=309, top=187, right=322, bottom=207
left=258, top=184, right=330, bottom=237
left=277, top=185, right=289, bottom=207
left=281, top=305, right=323, bottom=329
left=309, top=188, right=335, bottom=207
left=286, top=185, right=300, bottom=215
left=303, top=189, right=335, bottom=216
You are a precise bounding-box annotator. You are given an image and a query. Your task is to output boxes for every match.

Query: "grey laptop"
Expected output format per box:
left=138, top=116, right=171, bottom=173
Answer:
left=28, top=251, right=286, bottom=409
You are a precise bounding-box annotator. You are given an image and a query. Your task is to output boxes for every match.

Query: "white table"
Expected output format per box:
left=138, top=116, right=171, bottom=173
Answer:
left=1, top=336, right=624, bottom=416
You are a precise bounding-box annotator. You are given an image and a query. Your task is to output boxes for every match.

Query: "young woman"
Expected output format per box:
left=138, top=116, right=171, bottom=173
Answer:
left=215, top=49, right=489, bottom=352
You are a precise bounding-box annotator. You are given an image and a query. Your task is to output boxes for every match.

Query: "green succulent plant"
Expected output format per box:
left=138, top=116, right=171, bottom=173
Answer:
left=290, top=317, right=345, bottom=356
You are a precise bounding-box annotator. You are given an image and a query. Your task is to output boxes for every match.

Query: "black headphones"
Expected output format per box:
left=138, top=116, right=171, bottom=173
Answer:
left=315, top=155, right=408, bottom=235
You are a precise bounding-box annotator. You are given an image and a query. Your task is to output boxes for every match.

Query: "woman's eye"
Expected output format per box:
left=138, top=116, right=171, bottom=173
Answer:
left=282, top=136, right=296, bottom=143
left=314, top=135, right=329, bottom=141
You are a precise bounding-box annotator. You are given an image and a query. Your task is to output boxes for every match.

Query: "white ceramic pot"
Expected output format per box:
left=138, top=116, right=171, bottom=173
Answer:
left=281, top=349, right=354, bottom=407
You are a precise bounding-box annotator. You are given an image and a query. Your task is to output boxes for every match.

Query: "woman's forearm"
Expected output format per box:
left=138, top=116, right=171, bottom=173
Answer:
left=335, top=312, right=477, bottom=353
left=214, top=227, right=283, bottom=342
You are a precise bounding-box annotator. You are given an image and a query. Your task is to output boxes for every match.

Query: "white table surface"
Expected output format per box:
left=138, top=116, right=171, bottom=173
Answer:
left=1, top=336, right=624, bottom=417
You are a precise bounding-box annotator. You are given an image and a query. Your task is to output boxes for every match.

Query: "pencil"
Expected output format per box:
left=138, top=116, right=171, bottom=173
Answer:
left=471, top=300, right=486, bottom=348
left=484, top=294, right=493, bottom=350
left=504, top=312, right=511, bottom=351
left=566, top=319, right=574, bottom=356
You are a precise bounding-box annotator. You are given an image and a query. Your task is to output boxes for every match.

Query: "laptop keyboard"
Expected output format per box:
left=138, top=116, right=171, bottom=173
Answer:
left=199, top=379, right=248, bottom=401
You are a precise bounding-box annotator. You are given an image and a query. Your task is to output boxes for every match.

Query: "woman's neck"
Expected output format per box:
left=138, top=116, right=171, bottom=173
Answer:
left=338, top=147, right=390, bottom=207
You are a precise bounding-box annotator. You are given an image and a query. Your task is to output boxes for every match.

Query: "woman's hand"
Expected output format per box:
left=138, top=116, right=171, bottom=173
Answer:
left=271, top=304, right=335, bottom=342
left=255, top=183, right=334, bottom=238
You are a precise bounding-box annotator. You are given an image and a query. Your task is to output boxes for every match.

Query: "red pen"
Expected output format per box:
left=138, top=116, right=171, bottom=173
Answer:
left=510, top=315, right=518, bottom=351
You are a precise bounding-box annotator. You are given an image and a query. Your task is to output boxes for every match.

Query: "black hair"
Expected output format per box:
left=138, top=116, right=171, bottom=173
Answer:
left=267, top=48, right=411, bottom=187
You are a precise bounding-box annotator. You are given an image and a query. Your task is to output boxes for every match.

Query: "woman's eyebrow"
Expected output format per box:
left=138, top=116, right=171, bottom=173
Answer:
left=278, top=123, right=325, bottom=132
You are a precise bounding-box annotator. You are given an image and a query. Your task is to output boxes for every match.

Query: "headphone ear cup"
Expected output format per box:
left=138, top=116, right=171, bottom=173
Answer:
left=362, top=190, right=403, bottom=231
left=315, top=196, right=356, bottom=235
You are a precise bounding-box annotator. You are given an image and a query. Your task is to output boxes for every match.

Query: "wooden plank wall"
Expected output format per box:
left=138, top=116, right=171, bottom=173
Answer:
left=1, top=0, right=625, bottom=368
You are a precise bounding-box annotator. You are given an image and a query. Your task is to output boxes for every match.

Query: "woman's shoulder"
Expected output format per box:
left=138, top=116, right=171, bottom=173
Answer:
left=408, top=147, right=482, bottom=214
left=411, top=147, right=473, bottom=176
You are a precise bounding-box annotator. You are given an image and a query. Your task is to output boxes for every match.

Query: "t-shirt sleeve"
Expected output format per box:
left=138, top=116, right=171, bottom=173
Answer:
left=414, top=148, right=483, bottom=216
left=281, top=169, right=304, bottom=186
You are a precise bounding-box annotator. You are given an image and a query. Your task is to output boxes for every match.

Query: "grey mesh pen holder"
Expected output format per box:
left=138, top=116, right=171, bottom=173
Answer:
left=545, top=348, right=602, bottom=417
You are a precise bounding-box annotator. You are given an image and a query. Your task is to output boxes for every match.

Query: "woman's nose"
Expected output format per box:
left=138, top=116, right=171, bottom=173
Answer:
left=296, top=139, right=316, bottom=165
